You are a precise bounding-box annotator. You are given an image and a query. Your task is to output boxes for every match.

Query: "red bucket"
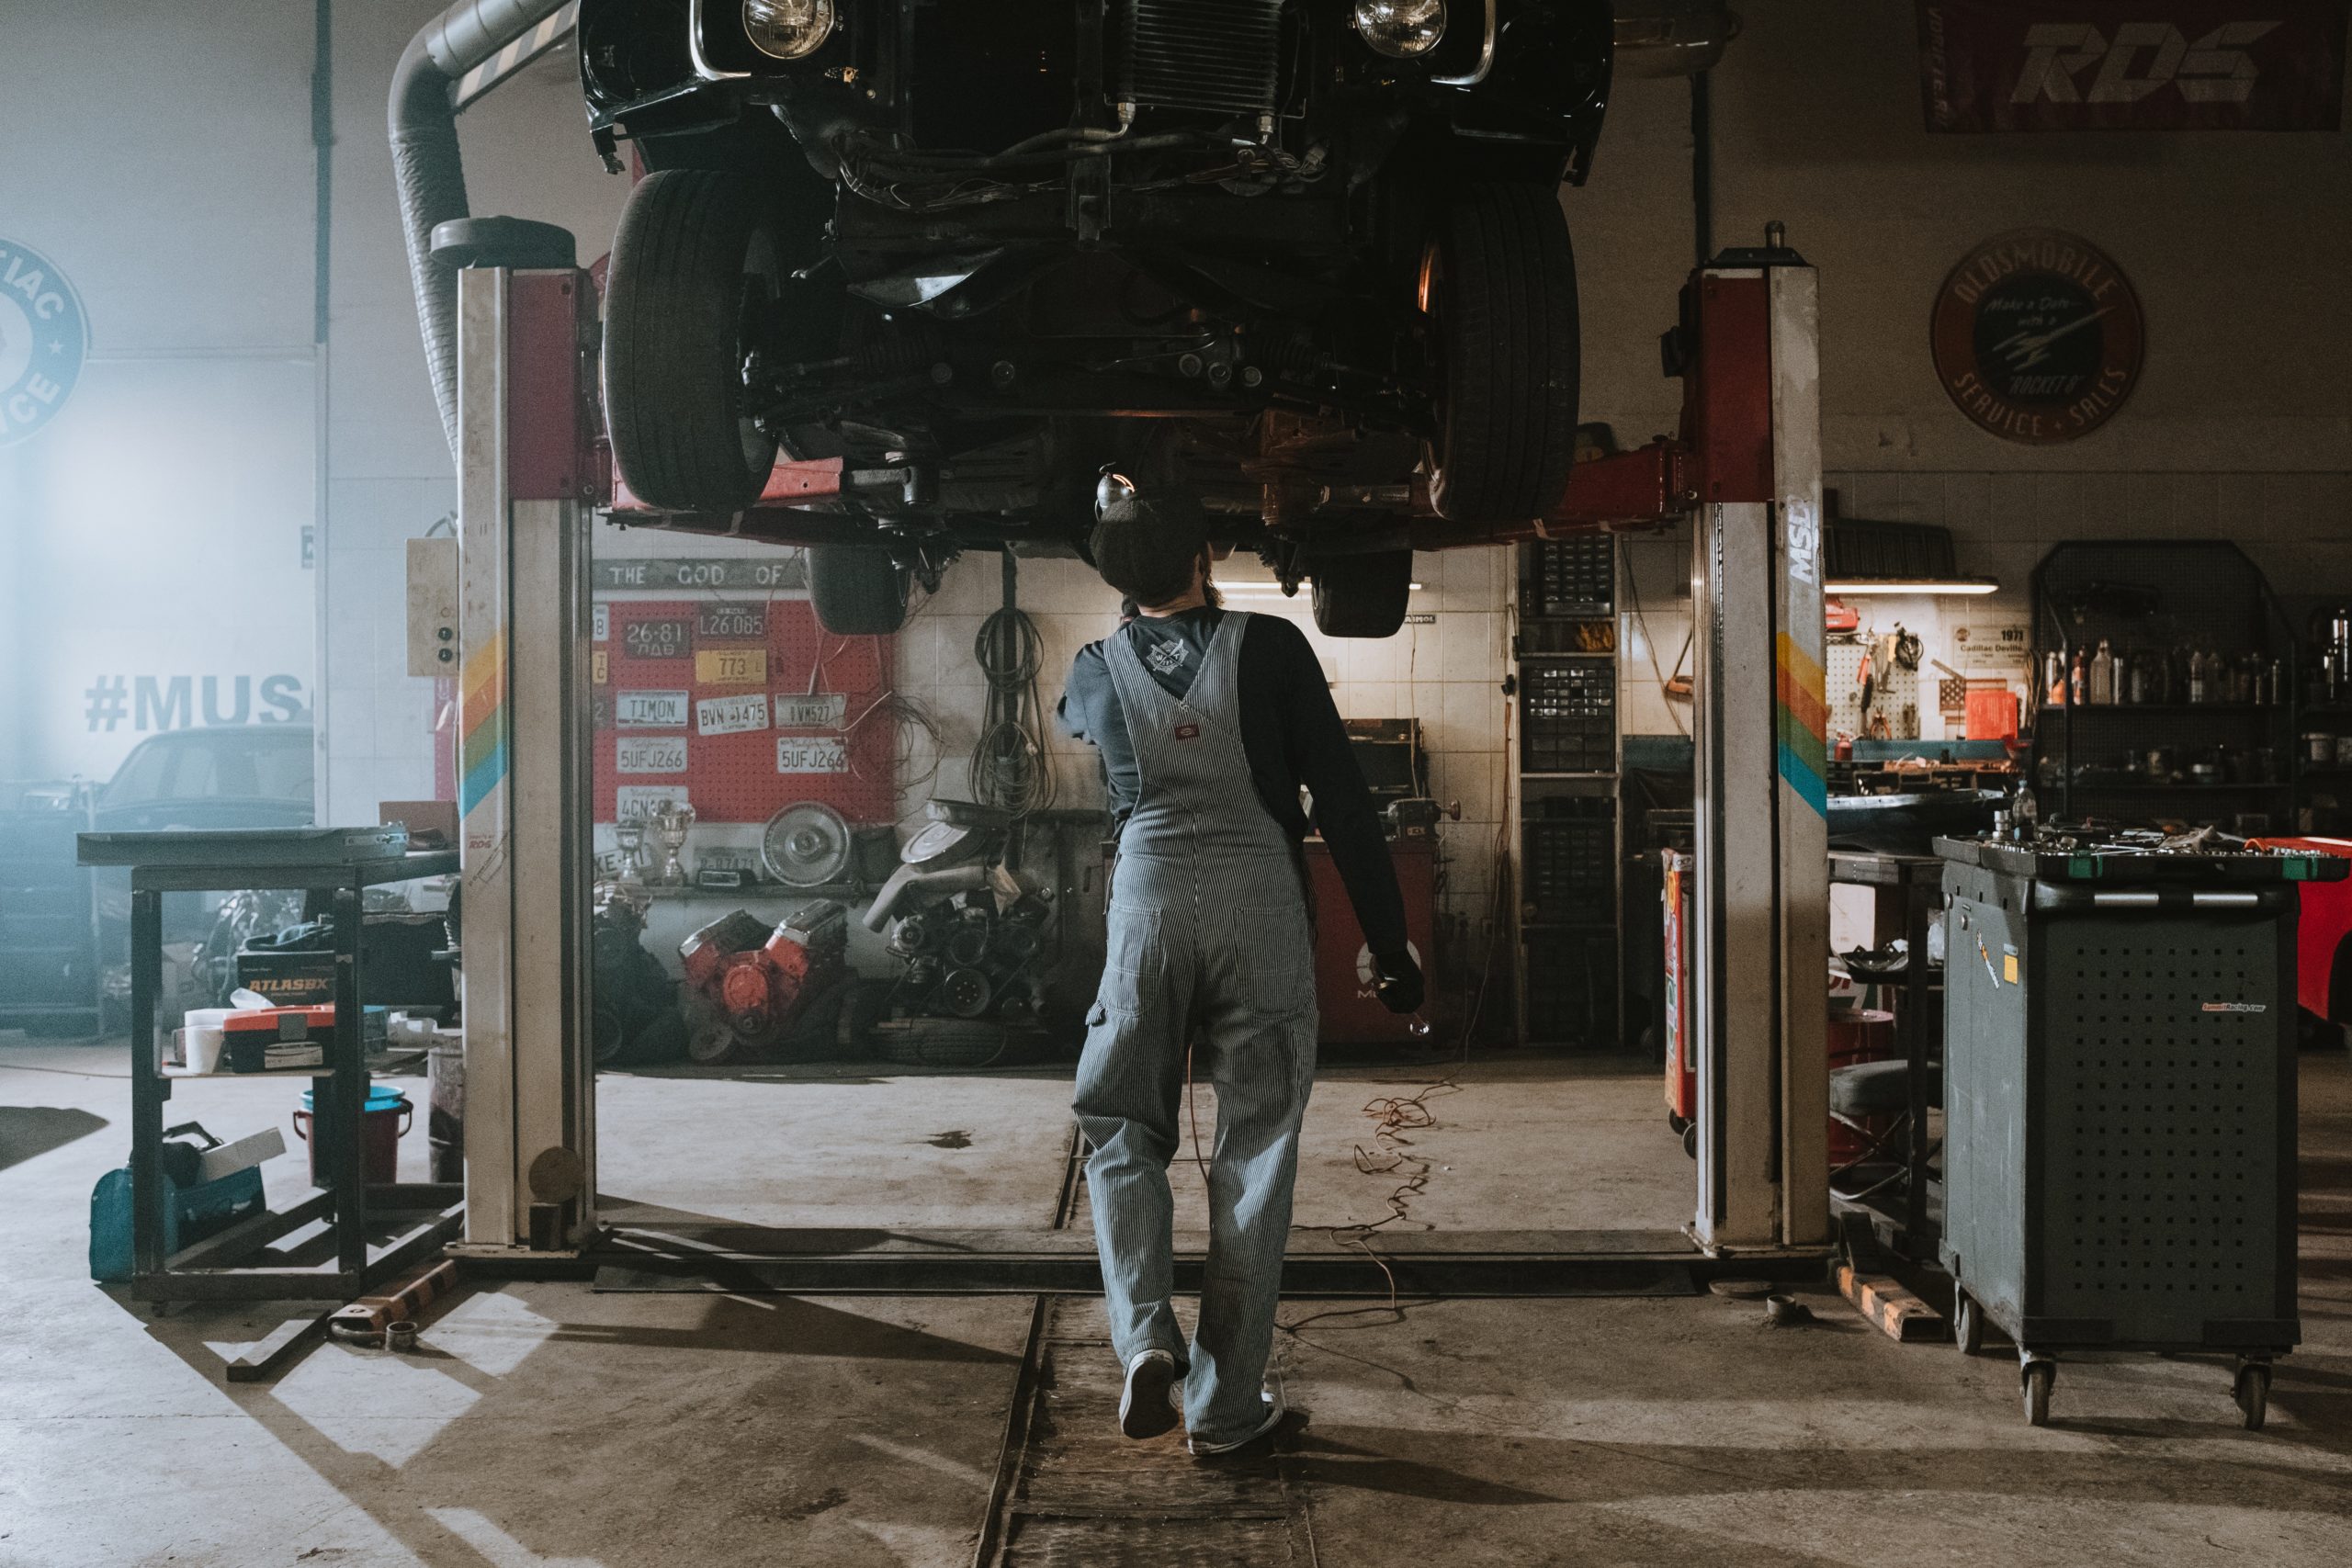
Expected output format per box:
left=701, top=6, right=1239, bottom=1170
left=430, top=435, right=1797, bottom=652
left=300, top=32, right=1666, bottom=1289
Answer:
left=292, top=1086, right=413, bottom=1187
left=1826, top=1008, right=1896, bottom=1166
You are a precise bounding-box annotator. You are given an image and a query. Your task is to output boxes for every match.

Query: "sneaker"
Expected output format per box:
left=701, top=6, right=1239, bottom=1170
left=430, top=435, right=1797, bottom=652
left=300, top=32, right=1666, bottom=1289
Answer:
left=1119, top=1350, right=1180, bottom=1439
left=1186, top=1387, right=1287, bottom=1457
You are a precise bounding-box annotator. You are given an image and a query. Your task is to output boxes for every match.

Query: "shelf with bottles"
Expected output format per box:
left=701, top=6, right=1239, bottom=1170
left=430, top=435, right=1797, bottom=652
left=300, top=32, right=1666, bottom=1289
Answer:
left=2038, top=643, right=2287, bottom=711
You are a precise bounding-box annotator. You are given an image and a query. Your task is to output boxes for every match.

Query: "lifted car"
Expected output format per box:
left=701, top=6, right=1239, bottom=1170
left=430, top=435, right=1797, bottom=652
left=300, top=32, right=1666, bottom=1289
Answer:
left=581, top=0, right=1611, bottom=636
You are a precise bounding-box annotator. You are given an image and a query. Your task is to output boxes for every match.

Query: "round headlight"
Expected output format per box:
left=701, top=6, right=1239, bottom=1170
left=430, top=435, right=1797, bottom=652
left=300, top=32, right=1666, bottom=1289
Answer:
left=743, top=0, right=835, bottom=61
left=1352, top=0, right=1446, bottom=59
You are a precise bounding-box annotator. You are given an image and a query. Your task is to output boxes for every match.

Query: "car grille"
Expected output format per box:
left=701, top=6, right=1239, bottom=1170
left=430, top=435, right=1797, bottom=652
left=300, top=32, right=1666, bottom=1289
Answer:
left=1113, top=0, right=1285, bottom=118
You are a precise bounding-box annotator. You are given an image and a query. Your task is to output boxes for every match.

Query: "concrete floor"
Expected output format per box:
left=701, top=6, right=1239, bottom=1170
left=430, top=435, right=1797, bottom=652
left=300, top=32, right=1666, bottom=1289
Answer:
left=4, top=1041, right=2349, bottom=1567
left=596, top=1053, right=1694, bottom=1235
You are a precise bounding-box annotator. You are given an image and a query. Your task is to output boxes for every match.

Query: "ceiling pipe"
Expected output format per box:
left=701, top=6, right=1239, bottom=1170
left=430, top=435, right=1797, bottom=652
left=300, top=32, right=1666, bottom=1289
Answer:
left=389, top=0, right=571, bottom=465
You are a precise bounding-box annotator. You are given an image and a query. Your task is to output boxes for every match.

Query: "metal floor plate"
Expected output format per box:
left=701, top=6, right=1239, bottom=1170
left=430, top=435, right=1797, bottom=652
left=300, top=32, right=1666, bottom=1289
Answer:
left=978, top=1298, right=1315, bottom=1568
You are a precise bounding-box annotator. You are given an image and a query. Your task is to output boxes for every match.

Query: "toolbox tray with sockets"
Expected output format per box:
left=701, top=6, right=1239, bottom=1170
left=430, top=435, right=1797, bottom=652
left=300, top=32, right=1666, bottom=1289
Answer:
left=1934, top=836, right=2347, bottom=885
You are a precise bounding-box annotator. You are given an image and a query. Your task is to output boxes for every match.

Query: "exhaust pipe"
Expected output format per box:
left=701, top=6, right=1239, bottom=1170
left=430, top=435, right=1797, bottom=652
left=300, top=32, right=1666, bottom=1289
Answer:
left=389, top=0, right=571, bottom=465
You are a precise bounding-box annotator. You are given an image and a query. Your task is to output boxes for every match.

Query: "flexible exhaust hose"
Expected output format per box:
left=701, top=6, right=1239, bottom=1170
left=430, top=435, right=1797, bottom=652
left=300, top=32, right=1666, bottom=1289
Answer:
left=388, top=0, right=570, bottom=464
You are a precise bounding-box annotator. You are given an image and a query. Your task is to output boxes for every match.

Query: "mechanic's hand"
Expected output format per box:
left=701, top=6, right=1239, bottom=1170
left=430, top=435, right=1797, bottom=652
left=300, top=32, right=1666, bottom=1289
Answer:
left=1373, top=948, right=1424, bottom=1016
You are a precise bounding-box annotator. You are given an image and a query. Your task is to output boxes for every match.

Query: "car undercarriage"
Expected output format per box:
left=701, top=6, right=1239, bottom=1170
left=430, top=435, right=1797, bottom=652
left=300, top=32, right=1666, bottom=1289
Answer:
left=581, top=0, right=1611, bottom=634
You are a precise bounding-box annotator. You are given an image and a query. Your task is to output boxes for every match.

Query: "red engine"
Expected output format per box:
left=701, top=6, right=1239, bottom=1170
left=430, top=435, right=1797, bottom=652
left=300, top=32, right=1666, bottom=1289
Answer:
left=678, top=902, right=849, bottom=1063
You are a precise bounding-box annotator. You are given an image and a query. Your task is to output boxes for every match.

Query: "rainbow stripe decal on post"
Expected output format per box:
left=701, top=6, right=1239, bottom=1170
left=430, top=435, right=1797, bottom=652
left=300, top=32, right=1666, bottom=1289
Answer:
left=458, top=630, right=509, bottom=818
left=1774, top=631, right=1828, bottom=818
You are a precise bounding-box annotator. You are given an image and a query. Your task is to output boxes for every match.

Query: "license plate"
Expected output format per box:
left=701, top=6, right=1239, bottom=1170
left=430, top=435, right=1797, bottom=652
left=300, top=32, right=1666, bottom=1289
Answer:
left=616, top=735, right=688, bottom=774
left=696, top=693, right=771, bottom=736
left=776, top=736, right=850, bottom=774
left=696, top=604, right=768, bottom=640
left=616, top=690, right=690, bottom=728
left=695, top=648, right=767, bottom=684
left=622, top=617, right=690, bottom=661
left=773, top=692, right=847, bottom=728
left=614, top=785, right=688, bottom=820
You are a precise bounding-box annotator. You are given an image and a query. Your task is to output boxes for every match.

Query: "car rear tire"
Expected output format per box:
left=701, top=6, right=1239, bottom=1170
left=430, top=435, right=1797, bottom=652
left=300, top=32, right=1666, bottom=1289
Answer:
left=604, top=169, right=780, bottom=513
left=1310, top=550, right=1413, bottom=638
left=808, top=545, right=911, bottom=636
left=1425, top=182, right=1580, bottom=524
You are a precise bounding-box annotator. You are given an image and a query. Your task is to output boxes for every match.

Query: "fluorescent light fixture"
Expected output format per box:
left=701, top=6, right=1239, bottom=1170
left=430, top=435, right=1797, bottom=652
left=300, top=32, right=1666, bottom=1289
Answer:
left=1824, top=577, right=1999, bottom=596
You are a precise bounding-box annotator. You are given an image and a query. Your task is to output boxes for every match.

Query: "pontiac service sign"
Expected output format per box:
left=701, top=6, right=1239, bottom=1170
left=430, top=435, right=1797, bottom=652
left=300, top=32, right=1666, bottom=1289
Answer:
left=1917, top=1, right=2348, bottom=131
left=0, top=239, right=87, bottom=446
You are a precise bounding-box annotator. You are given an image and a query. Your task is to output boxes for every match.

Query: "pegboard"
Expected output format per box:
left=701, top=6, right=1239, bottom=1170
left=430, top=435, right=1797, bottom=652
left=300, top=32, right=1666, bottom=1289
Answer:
left=1826, top=635, right=1921, bottom=739
left=590, top=595, right=898, bottom=825
left=2040, top=923, right=2282, bottom=1335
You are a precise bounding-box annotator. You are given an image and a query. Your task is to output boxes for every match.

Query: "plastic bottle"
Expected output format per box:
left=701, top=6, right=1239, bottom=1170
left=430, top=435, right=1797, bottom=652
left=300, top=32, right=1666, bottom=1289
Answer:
left=2089, top=639, right=2115, bottom=705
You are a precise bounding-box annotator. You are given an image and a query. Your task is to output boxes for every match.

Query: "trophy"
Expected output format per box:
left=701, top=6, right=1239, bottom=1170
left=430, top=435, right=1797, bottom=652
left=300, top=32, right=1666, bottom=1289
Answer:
left=612, top=820, right=649, bottom=892
left=651, top=803, right=698, bottom=886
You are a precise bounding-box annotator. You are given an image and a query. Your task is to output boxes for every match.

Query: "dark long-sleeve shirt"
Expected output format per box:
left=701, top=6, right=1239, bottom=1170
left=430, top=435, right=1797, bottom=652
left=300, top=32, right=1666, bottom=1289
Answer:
left=1056, top=606, right=1409, bottom=959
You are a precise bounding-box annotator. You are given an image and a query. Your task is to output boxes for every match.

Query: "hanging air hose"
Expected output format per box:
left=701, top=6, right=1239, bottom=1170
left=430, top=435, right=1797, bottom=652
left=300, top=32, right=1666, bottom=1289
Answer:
left=972, top=555, right=1057, bottom=816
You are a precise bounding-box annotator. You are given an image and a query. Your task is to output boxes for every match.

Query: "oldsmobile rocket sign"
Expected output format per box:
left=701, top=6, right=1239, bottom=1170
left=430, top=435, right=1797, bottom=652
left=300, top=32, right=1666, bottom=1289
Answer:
left=0, top=238, right=87, bottom=446
left=1916, top=2, right=2347, bottom=131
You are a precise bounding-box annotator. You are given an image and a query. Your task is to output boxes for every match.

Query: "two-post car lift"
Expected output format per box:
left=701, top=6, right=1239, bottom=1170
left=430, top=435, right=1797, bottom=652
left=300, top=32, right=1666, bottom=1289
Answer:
left=435, top=220, right=1830, bottom=1279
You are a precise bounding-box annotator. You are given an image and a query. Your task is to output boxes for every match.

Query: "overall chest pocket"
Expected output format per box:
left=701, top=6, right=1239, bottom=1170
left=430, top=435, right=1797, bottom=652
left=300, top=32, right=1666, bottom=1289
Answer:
left=1100, top=902, right=1164, bottom=1014
left=1232, top=904, right=1312, bottom=1016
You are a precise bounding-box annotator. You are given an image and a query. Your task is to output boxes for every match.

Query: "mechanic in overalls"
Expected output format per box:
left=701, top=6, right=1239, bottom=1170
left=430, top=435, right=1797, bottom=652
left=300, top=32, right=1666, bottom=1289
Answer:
left=1058, top=500, right=1424, bottom=1456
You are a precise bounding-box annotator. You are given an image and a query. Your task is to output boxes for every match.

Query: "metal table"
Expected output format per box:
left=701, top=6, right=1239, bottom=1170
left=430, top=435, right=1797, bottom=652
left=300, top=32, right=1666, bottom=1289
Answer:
left=78, top=831, right=460, bottom=1302
left=1828, top=851, right=1941, bottom=1255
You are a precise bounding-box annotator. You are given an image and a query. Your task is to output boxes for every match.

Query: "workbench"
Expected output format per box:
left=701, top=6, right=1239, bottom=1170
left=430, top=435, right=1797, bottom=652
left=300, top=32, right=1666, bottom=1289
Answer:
left=77, top=829, right=462, bottom=1303
left=1827, top=851, right=1941, bottom=1257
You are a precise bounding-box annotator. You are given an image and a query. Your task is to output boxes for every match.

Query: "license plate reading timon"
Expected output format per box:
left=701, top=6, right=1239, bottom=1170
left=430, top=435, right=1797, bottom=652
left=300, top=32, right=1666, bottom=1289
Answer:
left=615, top=690, right=689, bottom=728
left=616, top=736, right=688, bottom=774
left=776, top=736, right=849, bottom=774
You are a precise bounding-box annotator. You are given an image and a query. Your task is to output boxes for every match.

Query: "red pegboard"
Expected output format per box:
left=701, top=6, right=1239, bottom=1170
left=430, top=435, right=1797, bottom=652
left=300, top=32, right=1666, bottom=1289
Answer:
left=591, top=596, right=898, bottom=825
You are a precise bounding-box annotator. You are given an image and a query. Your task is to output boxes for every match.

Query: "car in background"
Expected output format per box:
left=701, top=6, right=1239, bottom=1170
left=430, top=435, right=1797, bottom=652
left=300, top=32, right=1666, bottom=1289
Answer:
left=0, top=728, right=314, bottom=1033
left=90, top=725, right=317, bottom=837
left=581, top=0, right=1611, bottom=638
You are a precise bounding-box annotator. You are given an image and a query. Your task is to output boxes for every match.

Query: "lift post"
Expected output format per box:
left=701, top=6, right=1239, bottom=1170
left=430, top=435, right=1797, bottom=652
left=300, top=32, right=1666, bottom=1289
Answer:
left=448, top=249, right=602, bottom=1256
left=1679, top=241, right=1830, bottom=1252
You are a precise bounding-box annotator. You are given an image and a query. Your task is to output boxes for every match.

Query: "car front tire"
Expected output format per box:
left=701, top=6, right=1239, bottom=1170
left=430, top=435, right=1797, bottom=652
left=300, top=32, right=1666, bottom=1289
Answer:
left=808, top=545, right=911, bottom=636
left=604, top=169, right=780, bottom=513
left=1425, top=182, right=1581, bottom=525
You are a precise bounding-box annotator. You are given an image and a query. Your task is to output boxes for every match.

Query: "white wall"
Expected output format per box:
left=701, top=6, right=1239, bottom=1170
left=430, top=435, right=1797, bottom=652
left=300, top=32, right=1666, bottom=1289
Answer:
left=0, top=0, right=321, bottom=785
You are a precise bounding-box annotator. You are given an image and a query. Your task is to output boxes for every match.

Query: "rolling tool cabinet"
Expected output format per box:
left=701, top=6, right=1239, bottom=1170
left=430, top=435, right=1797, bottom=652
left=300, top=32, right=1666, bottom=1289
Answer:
left=1935, top=835, right=2343, bottom=1428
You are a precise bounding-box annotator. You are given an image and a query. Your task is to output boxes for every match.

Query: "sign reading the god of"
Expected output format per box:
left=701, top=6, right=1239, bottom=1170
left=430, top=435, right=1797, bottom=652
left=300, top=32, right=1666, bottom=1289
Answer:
left=1930, top=230, right=2144, bottom=445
